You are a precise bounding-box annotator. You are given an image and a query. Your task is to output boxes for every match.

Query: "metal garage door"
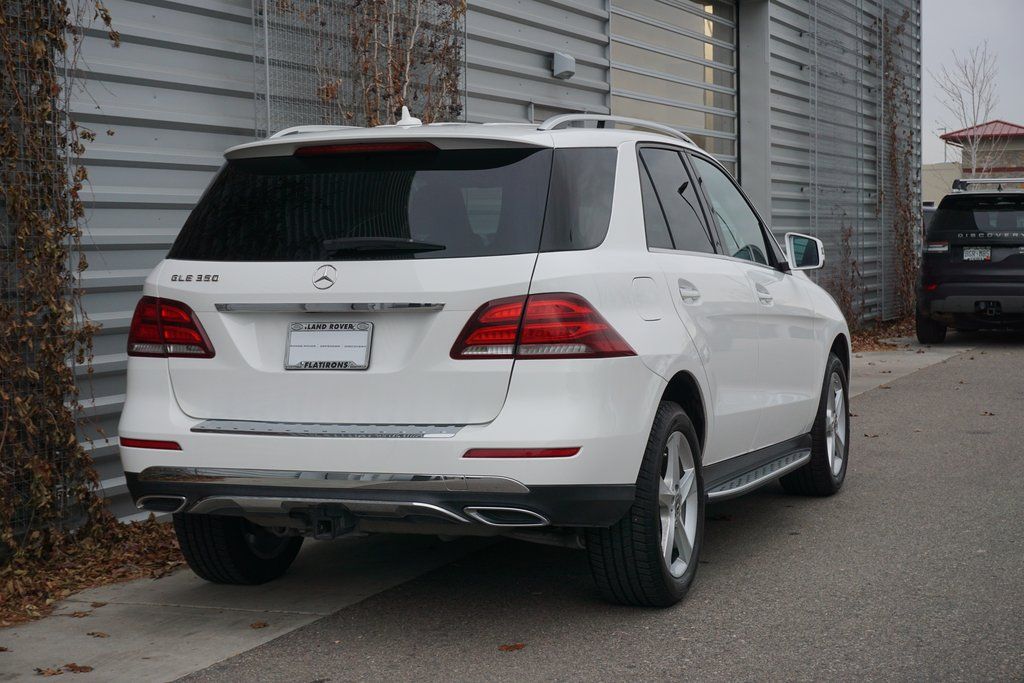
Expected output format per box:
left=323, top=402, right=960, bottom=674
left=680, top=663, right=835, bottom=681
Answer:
left=609, top=0, right=738, bottom=171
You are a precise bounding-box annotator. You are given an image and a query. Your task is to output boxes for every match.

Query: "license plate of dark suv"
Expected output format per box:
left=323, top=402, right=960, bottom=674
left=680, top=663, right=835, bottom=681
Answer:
left=284, top=321, right=373, bottom=370
left=963, top=246, right=991, bottom=261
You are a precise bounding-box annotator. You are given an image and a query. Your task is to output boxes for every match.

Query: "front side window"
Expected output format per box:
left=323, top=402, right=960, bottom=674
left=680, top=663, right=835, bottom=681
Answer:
left=689, top=154, right=770, bottom=265
left=638, top=147, right=715, bottom=253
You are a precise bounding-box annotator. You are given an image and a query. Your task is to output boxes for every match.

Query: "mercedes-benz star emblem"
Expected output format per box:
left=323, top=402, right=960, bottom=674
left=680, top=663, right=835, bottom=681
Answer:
left=312, top=264, right=337, bottom=290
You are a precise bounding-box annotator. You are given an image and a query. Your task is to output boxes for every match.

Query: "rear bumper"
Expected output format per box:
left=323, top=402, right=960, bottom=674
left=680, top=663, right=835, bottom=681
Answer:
left=125, top=469, right=634, bottom=529
left=918, top=282, right=1024, bottom=326
left=118, top=355, right=665, bottom=489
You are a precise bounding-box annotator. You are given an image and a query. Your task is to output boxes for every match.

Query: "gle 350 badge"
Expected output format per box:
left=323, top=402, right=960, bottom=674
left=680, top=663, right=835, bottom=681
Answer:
left=170, top=273, right=220, bottom=282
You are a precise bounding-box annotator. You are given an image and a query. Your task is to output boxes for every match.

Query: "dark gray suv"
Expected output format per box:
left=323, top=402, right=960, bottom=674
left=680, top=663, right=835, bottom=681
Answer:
left=917, top=183, right=1024, bottom=343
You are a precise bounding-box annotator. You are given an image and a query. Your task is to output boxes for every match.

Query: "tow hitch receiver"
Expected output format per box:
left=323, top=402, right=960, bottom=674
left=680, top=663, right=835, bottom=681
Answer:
left=976, top=300, right=1002, bottom=318
left=297, top=507, right=356, bottom=540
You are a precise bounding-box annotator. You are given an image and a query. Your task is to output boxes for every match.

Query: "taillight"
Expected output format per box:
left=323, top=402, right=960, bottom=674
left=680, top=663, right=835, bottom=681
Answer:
left=120, top=437, right=182, bottom=450
left=128, top=296, right=215, bottom=358
left=451, top=293, right=635, bottom=360
left=925, top=241, right=949, bottom=253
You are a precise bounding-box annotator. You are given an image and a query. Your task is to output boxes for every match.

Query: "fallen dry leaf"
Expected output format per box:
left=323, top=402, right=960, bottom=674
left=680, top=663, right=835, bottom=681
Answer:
left=63, top=663, right=93, bottom=673
left=86, top=632, right=109, bottom=639
left=250, top=621, right=269, bottom=629
left=0, top=518, right=183, bottom=627
left=89, top=602, right=107, bottom=609
left=34, top=667, right=63, bottom=676
left=66, top=611, right=90, bottom=619
left=864, top=434, right=879, bottom=438
left=498, top=643, right=526, bottom=652
left=981, top=411, right=996, bottom=416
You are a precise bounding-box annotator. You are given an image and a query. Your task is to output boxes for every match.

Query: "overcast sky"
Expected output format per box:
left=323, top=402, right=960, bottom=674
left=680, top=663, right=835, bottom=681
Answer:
left=921, top=0, right=1024, bottom=164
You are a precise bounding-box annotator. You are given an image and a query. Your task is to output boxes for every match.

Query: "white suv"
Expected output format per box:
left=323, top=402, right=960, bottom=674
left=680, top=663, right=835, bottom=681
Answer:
left=120, top=113, right=850, bottom=607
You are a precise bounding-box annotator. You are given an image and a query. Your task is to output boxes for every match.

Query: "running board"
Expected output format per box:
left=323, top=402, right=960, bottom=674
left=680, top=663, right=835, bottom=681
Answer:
left=706, top=449, right=811, bottom=501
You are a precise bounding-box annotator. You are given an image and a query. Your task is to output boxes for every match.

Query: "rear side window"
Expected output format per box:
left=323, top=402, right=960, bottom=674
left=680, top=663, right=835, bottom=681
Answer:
left=638, top=147, right=715, bottom=254
left=540, top=148, right=618, bottom=251
left=929, top=195, right=1024, bottom=237
left=168, top=148, right=552, bottom=261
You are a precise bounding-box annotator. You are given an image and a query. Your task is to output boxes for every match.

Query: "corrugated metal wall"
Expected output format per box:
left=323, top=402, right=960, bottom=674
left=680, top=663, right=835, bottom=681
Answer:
left=74, top=0, right=257, bottom=519
left=609, top=0, right=738, bottom=172
left=766, top=0, right=921, bottom=320
left=465, top=0, right=609, bottom=123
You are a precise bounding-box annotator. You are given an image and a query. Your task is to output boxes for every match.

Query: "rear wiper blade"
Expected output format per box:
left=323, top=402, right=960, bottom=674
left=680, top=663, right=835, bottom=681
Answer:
left=321, top=237, right=446, bottom=255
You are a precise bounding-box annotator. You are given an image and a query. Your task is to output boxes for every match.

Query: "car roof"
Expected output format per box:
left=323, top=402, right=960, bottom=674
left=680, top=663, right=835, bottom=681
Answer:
left=223, top=121, right=703, bottom=160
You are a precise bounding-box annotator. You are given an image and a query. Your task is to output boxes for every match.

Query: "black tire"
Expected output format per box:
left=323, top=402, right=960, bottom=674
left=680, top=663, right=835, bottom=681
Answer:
left=173, top=513, right=303, bottom=585
left=780, top=353, right=849, bottom=497
left=586, top=401, right=705, bottom=607
left=916, top=308, right=946, bottom=344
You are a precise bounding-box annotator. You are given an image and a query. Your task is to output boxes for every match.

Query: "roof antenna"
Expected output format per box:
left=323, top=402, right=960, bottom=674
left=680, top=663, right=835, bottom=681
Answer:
left=397, top=106, right=421, bottom=127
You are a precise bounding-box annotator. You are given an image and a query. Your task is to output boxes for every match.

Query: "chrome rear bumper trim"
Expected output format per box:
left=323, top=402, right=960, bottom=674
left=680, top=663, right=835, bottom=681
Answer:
left=187, top=496, right=468, bottom=523
left=137, top=466, right=530, bottom=494
left=214, top=302, right=444, bottom=313
left=191, top=420, right=464, bottom=439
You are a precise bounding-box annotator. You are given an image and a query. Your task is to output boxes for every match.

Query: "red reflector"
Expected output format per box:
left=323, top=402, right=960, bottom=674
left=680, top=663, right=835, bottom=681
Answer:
left=924, top=282, right=939, bottom=291
left=463, top=447, right=580, bottom=458
left=451, top=293, right=635, bottom=360
left=294, top=141, right=438, bottom=156
left=128, top=296, right=215, bottom=358
left=120, top=437, right=182, bottom=451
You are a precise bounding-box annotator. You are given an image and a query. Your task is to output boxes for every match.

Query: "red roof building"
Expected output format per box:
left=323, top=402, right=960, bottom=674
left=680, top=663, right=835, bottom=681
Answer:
left=940, top=120, right=1024, bottom=175
left=940, top=119, right=1024, bottom=144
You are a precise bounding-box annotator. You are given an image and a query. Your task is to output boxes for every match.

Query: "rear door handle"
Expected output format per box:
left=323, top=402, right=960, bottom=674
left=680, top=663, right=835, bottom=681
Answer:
left=677, top=278, right=701, bottom=304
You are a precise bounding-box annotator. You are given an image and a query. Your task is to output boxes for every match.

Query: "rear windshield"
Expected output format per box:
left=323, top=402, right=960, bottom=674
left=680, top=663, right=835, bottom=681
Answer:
left=168, top=147, right=616, bottom=261
left=929, top=194, right=1024, bottom=237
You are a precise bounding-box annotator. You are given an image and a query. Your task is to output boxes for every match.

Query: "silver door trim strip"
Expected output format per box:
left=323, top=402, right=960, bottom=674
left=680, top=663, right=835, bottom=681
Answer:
left=191, top=420, right=464, bottom=438
left=137, top=466, right=530, bottom=494
left=214, top=302, right=445, bottom=313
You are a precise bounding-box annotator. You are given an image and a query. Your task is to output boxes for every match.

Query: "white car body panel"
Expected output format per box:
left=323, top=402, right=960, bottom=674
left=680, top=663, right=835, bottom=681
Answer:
left=120, top=122, right=850, bottom=522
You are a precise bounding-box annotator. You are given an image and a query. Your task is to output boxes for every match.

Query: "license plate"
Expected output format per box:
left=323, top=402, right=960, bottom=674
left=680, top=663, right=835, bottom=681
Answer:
left=963, top=246, right=991, bottom=261
left=285, top=321, right=372, bottom=370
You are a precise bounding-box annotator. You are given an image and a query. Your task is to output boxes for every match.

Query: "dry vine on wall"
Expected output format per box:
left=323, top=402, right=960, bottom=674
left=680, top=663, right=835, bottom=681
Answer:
left=881, top=8, right=919, bottom=319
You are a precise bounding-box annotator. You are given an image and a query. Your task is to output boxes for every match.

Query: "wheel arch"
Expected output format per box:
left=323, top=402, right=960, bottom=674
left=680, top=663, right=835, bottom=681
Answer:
left=829, top=332, right=851, bottom=379
left=660, top=371, right=707, bottom=456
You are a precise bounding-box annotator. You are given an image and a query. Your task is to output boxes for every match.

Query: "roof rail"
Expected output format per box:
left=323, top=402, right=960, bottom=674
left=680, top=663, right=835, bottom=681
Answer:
left=537, top=113, right=696, bottom=146
left=269, top=125, right=362, bottom=139
left=952, top=177, right=1024, bottom=192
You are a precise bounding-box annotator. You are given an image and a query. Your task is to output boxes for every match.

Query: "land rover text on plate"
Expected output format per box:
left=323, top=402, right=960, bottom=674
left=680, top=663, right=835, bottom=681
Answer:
left=121, top=111, right=850, bottom=607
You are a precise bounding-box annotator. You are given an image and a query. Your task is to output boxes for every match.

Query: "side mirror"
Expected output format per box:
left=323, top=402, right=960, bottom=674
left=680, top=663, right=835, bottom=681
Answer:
left=784, top=232, right=824, bottom=271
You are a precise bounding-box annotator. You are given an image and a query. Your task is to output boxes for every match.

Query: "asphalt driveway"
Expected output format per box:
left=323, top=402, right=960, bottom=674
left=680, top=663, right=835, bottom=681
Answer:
left=178, top=334, right=1024, bottom=682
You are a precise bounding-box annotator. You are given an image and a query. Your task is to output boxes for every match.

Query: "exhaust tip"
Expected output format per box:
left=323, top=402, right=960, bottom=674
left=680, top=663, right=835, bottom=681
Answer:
left=463, top=506, right=549, bottom=528
left=136, top=495, right=188, bottom=514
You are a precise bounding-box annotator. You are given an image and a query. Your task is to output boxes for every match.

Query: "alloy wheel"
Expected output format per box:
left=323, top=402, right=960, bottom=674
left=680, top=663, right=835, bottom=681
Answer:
left=659, top=432, right=699, bottom=578
left=824, top=372, right=846, bottom=477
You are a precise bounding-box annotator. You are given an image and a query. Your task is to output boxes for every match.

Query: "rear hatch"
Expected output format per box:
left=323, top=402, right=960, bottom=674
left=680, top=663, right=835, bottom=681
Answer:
left=159, top=141, right=554, bottom=425
left=924, top=193, right=1024, bottom=284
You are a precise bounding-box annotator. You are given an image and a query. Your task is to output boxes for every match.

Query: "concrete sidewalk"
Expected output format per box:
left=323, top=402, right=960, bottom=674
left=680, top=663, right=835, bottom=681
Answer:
left=0, top=337, right=977, bottom=682
left=0, top=535, right=485, bottom=681
left=849, top=336, right=974, bottom=396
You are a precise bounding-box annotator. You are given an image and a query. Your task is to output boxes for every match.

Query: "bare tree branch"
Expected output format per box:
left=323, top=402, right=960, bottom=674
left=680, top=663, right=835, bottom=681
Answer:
left=928, top=41, right=1004, bottom=176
